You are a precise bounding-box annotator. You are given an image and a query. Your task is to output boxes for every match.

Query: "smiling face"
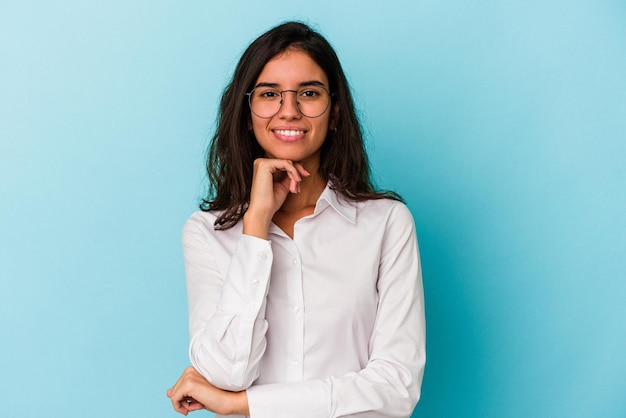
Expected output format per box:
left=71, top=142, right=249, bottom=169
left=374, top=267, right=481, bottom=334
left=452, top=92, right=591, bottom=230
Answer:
left=250, top=49, right=333, bottom=171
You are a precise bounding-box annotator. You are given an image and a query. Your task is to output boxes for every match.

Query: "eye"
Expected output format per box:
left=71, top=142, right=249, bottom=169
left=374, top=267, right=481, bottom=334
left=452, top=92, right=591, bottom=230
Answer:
left=299, top=88, right=323, bottom=100
left=262, top=91, right=279, bottom=98
left=255, top=88, right=280, bottom=100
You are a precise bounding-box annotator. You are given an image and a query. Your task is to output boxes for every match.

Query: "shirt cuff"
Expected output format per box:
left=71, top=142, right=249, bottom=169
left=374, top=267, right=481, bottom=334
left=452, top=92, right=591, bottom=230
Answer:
left=246, top=380, right=331, bottom=418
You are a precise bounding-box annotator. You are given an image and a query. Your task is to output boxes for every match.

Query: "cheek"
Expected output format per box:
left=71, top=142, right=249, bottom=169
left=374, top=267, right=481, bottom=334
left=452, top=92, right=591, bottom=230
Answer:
left=315, top=117, right=331, bottom=136
left=250, top=117, right=267, bottom=139
left=249, top=114, right=262, bottom=131
left=251, top=128, right=265, bottom=145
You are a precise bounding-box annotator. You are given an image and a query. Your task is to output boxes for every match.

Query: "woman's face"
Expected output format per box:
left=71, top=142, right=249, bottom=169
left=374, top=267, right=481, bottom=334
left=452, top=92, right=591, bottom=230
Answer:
left=249, top=49, right=332, bottom=171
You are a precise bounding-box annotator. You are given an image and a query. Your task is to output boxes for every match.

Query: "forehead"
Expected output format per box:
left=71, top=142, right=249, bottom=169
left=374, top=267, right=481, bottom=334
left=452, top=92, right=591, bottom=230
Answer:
left=255, top=49, right=329, bottom=87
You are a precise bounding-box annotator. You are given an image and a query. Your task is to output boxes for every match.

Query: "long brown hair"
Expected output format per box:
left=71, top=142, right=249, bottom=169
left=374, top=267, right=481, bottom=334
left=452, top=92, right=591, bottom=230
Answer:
left=201, top=21, right=402, bottom=229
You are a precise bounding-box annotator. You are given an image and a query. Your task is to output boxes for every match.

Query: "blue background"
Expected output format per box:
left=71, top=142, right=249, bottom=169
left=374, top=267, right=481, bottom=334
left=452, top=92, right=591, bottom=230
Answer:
left=1, top=1, right=625, bottom=417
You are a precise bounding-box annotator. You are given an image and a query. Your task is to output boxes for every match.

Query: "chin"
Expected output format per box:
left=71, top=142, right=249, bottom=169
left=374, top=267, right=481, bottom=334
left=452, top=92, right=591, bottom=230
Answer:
left=266, top=151, right=306, bottom=162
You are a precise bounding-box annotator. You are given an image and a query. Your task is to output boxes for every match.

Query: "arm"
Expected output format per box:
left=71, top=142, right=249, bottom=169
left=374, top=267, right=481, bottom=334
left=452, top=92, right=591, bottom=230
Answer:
left=246, top=203, right=426, bottom=418
left=185, top=158, right=309, bottom=391
left=184, top=214, right=273, bottom=391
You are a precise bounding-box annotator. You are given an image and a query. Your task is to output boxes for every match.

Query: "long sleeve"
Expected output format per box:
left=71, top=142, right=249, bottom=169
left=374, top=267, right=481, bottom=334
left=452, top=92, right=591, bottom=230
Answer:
left=246, top=203, right=426, bottom=418
left=183, top=212, right=272, bottom=391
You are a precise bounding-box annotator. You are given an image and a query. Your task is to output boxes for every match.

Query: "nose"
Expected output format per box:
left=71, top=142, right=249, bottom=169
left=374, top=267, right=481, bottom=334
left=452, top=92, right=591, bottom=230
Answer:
left=277, top=90, right=301, bottom=119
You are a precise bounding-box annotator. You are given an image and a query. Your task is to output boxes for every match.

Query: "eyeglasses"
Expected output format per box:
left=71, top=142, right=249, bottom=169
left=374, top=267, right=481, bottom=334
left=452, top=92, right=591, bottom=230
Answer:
left=245, top=85, right=332, bottom=118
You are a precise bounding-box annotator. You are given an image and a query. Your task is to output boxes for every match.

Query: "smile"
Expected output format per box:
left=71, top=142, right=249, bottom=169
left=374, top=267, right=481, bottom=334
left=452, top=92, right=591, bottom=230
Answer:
left=273, top=129, right=306, bottom=136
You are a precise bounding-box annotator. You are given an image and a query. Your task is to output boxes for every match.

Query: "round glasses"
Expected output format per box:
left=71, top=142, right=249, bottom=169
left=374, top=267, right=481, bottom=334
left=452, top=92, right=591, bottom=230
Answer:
left=245, top=85, right=332, bottom=118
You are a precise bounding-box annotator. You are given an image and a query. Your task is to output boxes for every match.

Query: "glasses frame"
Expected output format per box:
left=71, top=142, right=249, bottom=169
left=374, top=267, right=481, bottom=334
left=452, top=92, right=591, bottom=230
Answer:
left=245, top=86, right=334, bottom=119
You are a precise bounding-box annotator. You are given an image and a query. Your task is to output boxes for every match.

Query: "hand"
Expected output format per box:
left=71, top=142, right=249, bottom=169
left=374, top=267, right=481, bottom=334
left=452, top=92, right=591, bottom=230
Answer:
left=244, top=158, right=309, bottom=239
left=167, top=366, right=249, bottom=416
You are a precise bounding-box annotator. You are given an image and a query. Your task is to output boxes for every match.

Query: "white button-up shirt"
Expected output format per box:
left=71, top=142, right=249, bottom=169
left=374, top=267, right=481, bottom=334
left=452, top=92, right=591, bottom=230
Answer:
left=183, top=185, right=425, bottom=418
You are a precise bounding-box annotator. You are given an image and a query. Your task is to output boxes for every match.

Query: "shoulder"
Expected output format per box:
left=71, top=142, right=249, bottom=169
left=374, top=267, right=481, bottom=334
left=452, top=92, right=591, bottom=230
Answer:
left=182, top=211, right=244, bottom=256
left=356, top=198, right=415, bottom=227
left=182, top=210, right=242, bottom=242
left=358, top=199, right=418, bottom=257
left=183, top=210, right=218, bottom=237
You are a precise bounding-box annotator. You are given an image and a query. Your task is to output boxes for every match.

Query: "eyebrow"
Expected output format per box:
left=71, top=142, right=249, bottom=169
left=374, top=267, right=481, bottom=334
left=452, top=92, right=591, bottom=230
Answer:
left=254, top=80, right=327, bottom=89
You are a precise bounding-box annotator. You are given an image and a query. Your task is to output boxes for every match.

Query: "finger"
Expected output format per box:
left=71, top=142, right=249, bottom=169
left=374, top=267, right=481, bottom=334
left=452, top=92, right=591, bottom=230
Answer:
left=168, top=367, right=202, bottom=415
left=281, top=165, right=301, bottom=183
left=174, top=397, right=195, bottom=415
left=290, top=177, right=300, bottom=194
left=169, top=386, right=192, bottom=415
left=275, top=167, right=301, bottom=194
left=274, top=176, right=293, bottom=196
left=263, top=159, right=302, bottom=182
left=187, top=401, right=204, bottom=412
left=182, top=398, right=203, bottom=413
left=255, top=160, right=302, bottom=195
left=275, top=170, right=299, bottom=194
left=172, top=398, right=189, bottom=416
left=293, top=162, right=310, bottom=177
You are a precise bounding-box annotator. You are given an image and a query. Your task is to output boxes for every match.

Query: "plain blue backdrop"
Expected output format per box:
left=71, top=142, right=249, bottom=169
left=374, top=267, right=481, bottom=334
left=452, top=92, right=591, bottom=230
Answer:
left=1, top=1, right=625, bottom=417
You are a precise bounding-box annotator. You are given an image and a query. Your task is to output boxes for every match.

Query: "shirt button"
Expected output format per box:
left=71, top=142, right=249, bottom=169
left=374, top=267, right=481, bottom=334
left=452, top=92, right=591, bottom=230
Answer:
left=246, top=303, right=255, bottom=310
left=292, top=258, right=297, bottom=265
left=250, top=279, right=259, bottom=286
left=258, top=252, right=267, bottom=261
left=292, top=359, right=300, bottom=365
left=294, top=305, right=300, bottom=314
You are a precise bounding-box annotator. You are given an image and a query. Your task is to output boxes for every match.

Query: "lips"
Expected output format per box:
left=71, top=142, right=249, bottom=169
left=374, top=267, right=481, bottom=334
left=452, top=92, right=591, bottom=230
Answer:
left=272, top=128, right=307, bottom=142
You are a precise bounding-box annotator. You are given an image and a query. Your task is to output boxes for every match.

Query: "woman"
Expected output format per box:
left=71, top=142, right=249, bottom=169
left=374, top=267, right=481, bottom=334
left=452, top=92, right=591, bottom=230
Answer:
left=167, top=21, right=426, bottom=417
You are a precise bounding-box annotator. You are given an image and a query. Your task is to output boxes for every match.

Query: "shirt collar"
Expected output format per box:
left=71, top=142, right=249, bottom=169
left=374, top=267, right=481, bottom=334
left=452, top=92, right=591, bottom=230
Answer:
left=315, top=183, right=357, bottom=224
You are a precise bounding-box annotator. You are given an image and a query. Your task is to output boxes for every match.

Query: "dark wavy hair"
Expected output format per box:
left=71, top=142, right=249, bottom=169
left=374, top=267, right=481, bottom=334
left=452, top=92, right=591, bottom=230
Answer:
left=201, top=21, right=402, bottom=229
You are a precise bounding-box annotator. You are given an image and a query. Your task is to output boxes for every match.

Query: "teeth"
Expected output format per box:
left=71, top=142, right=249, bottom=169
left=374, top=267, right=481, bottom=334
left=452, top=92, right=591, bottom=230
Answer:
left=275, top=129, right=304, bottom=136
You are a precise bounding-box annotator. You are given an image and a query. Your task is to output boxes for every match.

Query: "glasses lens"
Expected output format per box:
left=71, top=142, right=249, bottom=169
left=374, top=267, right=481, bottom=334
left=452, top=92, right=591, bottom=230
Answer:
left=248, top=87, right=331, bottom=118
left=297, top=86, right=330, bottom=118
left=249, top=87, right=282, bottom=118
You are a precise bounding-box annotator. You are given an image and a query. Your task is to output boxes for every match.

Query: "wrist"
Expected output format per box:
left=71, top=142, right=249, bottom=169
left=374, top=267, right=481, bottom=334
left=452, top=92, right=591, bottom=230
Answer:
left=227, top=390, right=249, bottom=416
left=243, top=210, right=272, bottom=240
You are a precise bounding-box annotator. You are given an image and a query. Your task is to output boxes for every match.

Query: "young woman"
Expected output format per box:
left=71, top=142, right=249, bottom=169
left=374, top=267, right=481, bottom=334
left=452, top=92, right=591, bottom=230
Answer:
left=167, top=21, right=426, bottom=418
